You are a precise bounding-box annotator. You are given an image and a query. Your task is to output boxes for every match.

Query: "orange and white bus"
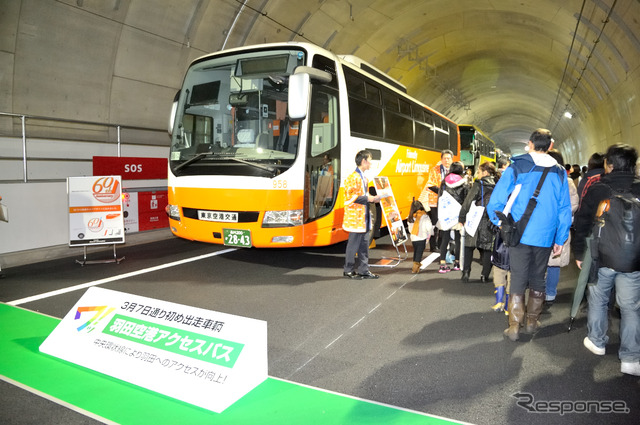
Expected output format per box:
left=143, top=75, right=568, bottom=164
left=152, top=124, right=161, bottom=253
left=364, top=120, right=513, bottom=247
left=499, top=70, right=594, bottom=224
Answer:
left=166, top=42, right=459, bottom=248
left=458, top=124, right=496, bottom=173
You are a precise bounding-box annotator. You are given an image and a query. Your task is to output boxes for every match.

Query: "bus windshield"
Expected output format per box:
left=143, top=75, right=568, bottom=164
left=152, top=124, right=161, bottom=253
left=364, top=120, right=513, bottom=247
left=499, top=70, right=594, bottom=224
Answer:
left=169, top=48, right=306, bottom=176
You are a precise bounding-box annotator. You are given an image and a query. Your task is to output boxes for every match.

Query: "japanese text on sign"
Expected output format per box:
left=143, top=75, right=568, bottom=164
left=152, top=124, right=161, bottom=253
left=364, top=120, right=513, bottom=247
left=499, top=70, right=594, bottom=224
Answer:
left=103, top=314, right=244, bottom=368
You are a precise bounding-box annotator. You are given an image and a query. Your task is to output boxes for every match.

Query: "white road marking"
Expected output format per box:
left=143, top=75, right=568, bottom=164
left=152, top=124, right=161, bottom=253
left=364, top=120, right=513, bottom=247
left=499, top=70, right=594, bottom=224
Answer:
left=7, top=248, right=236, bottom=306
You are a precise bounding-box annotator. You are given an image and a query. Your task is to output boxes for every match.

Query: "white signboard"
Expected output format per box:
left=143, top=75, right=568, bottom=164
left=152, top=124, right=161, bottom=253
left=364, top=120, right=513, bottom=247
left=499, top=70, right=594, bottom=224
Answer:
left=68, top=176, right=125, bottom=246
left=40, top=287, right=268, bottom=413
left=373, top=176, right=408, bottom=247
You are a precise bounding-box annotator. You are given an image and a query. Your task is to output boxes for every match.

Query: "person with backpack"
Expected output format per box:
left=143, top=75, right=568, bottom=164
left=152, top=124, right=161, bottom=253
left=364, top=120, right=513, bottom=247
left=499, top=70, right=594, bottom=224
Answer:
left=487, top=129, right=572, bottom=342
left=573, top=143, right=640, bottom=377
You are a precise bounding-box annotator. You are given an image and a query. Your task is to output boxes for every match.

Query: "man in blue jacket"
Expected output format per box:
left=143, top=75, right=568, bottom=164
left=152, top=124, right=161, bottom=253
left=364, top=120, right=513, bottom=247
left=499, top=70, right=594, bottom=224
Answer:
left=487, top=129, right=572, bottom=341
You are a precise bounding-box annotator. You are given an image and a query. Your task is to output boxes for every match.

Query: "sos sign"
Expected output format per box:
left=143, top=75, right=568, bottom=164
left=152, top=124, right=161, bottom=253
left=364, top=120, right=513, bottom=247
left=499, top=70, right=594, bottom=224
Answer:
left=93, top=156, right=168, bottom=180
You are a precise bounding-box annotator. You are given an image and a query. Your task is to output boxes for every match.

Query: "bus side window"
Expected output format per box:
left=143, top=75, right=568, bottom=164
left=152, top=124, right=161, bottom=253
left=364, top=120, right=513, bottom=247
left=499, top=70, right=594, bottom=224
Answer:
left=310, top=92, right=338, bottom=157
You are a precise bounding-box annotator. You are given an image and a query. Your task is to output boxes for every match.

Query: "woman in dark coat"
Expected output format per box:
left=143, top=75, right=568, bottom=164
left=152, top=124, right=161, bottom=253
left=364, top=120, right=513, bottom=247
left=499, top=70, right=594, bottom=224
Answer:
left=436, top=161, right=469, bottom=273
left=458, top=161, right=497, bottom=282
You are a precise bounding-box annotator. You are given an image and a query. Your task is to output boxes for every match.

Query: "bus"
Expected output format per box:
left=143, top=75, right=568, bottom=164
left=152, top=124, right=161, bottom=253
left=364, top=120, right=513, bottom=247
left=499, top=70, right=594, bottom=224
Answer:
left=458, top=124, right=496, bottom=173
left=166, top=42, right=460, bottom=248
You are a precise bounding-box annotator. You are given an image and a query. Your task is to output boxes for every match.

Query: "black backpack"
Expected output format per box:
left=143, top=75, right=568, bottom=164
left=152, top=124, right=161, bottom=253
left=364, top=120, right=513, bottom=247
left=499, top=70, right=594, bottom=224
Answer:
left=591, top=187, right=640, bottom=273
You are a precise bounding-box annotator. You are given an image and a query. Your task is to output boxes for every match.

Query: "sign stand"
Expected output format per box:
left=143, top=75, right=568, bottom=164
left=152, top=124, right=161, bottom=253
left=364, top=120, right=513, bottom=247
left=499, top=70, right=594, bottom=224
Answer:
left=75, top=244, right=125, bottom=266
left=372, top=241, right=408, bottom=268
left=68, top=176, right=126, bottom=265
left=370, top=176, right=409, bottom=269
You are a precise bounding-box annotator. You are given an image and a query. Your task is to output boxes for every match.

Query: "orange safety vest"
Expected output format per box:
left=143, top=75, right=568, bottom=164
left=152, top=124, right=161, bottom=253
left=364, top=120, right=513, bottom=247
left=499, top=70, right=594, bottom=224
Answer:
left=342, top=169, right=367, bottom=233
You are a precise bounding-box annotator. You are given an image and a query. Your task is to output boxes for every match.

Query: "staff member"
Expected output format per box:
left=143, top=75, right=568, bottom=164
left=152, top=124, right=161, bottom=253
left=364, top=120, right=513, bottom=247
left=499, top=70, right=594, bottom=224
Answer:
left=343, top=150, right=383, bottom=279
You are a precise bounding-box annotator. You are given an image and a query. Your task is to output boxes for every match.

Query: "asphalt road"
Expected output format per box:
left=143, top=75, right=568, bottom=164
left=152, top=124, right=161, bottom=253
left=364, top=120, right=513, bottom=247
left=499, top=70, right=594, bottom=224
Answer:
left=1, top=235, right=638, bottom=425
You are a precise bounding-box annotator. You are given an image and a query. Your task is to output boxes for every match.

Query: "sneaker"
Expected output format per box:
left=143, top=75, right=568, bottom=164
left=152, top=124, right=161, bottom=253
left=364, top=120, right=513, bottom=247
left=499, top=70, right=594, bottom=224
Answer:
left=452, top=262, right=461, bottom=271
left=621, top=361, right=640, bottom=376
left=438, top=265, right=451, bottom=274
left=583, top=337, right=605, bottom=356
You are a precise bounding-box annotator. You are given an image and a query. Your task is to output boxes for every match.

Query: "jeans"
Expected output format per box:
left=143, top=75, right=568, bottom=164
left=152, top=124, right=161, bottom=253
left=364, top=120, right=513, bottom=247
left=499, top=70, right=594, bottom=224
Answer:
left=545, top=266, right=560, bottom=300
left=587, top=267, right=640, bottom=362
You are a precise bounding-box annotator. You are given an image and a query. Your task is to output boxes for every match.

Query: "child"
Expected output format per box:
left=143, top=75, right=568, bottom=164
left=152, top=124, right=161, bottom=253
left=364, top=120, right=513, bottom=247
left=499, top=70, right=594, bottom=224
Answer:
left=407, top=200, right=433, bottom=273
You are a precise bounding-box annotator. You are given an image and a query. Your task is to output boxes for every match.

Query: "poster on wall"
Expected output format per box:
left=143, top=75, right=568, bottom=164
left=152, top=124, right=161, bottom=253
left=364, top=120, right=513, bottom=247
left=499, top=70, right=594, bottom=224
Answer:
left=373, top=176, right=408, bottom=247
left=68, top=176, right=125, bottom=246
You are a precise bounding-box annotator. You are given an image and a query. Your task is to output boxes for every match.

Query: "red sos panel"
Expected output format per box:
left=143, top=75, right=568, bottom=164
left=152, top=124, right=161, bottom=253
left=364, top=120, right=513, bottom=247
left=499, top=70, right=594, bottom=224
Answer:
left=92, top=156, right=168, bottom=180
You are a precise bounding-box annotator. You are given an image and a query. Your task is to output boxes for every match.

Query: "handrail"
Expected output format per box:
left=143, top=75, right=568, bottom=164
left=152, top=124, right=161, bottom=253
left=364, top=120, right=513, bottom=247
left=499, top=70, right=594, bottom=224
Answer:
left=0, top=112, right=168, bottom=183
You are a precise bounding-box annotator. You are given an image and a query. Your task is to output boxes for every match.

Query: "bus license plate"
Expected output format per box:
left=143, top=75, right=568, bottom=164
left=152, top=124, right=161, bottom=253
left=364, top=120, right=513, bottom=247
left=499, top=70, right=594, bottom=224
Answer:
left=223, top=229, right=251, bottom=247
left=198, top=211, right=238, bottom=222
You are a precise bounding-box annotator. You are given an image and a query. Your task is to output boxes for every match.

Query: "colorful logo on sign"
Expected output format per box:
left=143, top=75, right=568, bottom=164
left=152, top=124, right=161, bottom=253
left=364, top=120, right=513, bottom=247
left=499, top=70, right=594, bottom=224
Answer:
left=87, top=217, right=105, bottom=232
left=75, top=305, right=116, bottom=333
left=92, top=177, right=121, bottom=203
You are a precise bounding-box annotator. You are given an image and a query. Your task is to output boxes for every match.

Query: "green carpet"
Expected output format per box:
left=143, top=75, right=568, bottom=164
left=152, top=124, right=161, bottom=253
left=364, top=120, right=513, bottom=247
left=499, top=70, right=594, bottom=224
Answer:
left=0, top=303, right=462, bottom=424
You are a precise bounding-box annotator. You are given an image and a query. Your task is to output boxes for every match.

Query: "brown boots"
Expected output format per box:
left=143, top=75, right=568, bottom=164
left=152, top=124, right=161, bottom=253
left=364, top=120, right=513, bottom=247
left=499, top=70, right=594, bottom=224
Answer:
left=504, top=293, right=525, bottom=341
left=504, top=290, right=545, bottom=341
left=411, top=262, right=421, bottom=274
left=524, top=290, right=545, bottom=333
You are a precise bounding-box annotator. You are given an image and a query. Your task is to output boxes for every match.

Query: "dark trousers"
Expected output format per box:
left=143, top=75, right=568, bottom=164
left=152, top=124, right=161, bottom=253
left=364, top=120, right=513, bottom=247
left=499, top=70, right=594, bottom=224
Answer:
left=463, top=247, right=492, bottom=277
left=439, top=229, right=461, bottom=263
left=427, top=209, right=439, bottom=251
left=412, top=239, right=426, bottom=262
left=344, top=232, right=370, bottom=274
left=509, top=244, right=552, bottom=294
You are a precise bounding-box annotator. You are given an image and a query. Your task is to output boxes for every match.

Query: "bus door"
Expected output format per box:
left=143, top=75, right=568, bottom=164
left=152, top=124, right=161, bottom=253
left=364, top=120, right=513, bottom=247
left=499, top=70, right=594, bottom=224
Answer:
left=305, top=85, right=340, bottom=222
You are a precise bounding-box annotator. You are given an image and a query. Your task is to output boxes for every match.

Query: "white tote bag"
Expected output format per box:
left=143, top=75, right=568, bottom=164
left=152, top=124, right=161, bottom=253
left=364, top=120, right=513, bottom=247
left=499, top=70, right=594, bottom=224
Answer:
left=464, top=202, right=485, bottom=237
left=437, top=191, right=461, bottom=230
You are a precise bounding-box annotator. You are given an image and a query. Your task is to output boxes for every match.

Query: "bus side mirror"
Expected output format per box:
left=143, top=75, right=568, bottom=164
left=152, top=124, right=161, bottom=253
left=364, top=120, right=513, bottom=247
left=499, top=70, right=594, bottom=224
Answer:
left=168, top=90, right=180, bottom=135
left=288, top=67, right=332, bottom=120
left=288, top=73, right=310, bottom=120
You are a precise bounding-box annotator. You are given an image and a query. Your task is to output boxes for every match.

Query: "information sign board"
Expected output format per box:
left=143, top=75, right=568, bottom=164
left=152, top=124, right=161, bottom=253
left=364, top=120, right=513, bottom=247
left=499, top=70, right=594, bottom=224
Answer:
left=373, top=176, right=408, bottom=247
left=40, top=287, right=268, bottom=413
left=68, top=176, right=125, bottom=246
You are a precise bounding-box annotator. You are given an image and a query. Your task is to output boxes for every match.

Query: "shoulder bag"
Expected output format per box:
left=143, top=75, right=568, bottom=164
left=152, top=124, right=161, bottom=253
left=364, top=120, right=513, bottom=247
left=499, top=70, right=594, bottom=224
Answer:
left=495, top=167, right=551, bottom=247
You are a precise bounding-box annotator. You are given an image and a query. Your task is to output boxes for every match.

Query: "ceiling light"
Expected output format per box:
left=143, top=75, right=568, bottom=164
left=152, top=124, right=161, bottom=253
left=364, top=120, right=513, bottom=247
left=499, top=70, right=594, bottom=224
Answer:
left=564, top=111, right=573, bottom=119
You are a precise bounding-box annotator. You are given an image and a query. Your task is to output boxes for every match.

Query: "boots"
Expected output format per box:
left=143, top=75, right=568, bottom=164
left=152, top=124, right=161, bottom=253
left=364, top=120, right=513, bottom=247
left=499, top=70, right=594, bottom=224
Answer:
left=504, top=293, right=509, bottom=316
left=504, top=293, right=525, bottom=341
left=491, top=286, right=506, bottom=312
left=412, top=262, right=421, bottom=274
left=524, top=290, right=545, bottom=334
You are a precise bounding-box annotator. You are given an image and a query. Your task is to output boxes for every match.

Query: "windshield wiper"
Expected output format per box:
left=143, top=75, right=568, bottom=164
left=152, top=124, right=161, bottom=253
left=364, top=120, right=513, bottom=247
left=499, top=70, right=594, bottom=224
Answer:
left=173, top=152, right=211, bottom=172
left=173, top=152, right=279, bottom=177
left=228, top=157, right=278, bottom=177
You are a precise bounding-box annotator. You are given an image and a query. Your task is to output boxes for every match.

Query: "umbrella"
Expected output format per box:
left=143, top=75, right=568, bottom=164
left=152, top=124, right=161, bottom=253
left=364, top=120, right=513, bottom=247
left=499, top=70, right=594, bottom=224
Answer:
left=568, top=236, right=593, bottom=332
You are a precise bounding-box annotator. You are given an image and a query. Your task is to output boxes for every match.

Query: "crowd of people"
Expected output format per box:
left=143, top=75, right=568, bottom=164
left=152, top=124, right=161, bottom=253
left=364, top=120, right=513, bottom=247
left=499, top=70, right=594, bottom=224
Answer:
left=342, top=131, right=640, bottom=377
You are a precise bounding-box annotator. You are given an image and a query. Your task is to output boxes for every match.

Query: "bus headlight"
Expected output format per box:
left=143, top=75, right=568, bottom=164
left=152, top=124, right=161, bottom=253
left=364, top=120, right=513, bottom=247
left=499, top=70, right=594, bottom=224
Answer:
left=166, top=204, right=181, bottom=221
left=262, top=209, right=303, bottom=227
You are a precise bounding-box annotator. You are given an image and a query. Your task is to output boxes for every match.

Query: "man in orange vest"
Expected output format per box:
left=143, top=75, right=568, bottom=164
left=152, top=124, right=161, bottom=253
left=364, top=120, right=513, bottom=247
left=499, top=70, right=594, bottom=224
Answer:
left=343, top=150, right=384, bottom=279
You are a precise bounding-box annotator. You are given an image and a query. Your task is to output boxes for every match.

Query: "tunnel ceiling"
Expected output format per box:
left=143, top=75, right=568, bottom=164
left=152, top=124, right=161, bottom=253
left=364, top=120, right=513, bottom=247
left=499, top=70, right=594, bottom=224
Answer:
left=213, top=0, right=639, bottom=155
left=5, top=0, right=640, bottom=160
